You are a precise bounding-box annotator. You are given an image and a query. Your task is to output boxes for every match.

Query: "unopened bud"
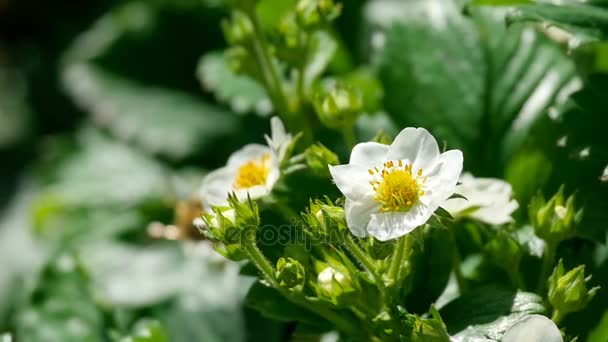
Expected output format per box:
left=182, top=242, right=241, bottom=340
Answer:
left=222, top=11, right=254, bottom=45
left=548, top=259, right=600, bottom=316
left=295, top=0, right=342, bottom=30
left=314, top=84, right=362, bottom=129
left=276, top=257, right=305, bottom=290
left=529, top=186, right=583, bottom=244
left=305, top=143, right=339, bottom=178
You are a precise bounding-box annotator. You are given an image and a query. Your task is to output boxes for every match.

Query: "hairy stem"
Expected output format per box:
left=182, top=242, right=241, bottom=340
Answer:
left=344, top=235, right=384, bottom=289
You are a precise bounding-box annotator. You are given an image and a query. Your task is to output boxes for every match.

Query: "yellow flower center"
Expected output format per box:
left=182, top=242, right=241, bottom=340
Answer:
left=233, top=153, right=272, bottom=190
left=369, top=160, right=427, bottom=212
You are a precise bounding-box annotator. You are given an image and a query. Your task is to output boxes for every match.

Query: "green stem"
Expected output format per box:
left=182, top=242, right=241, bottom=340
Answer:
left=507, top=267, right=525, bottom=290
left=242, top=234, right=358, bottom=335
left=450, top=229, right=466, bottom=293
left=388, top=236, right=407, bottom=285
left=246, top=9, right=289, bottom=117
left=344, top=235, right=384, bottom=288
left=242, top=233, right=279, bottom=287
left=342, top=125, right=356, bottom=150
left=551, top=309, right=565, bottom=325
left=537, top=241, right=557, bottom=295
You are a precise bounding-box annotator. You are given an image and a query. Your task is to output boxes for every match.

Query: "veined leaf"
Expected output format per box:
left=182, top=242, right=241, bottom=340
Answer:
left=370, top=0, right=580, bottom=173
left=440, top=286, right=546, bottom=340
left=197, top=51, right=272, bottom=116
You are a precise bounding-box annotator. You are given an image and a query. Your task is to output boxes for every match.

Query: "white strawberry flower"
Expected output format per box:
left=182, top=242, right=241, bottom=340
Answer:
left=200, top=117, right=291, bottom=207
left=442, top=173, right=519, bottom=225
left=329, top=127, right=463, bottom=241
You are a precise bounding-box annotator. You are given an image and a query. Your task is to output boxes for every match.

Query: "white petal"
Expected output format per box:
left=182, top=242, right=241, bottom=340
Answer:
left=472, top=199, right=519, bottom=225
left=367, top=203, right=432, bottom=241
left=387, top=127, right=440, bottom=171
left=200, top=167, right=237, bottom=207
left=423, top=149, right=463, bottom=206
left=502, top=315, right=563, bottom=342
left=345, top=199, right=379, bottom=237
left=349, top=142, right=389, bottom=166
left=235, top=185, right=270, bottom=201
left=227, top=144, right=272, bottom=168
left=329, top=164, right=375, bottom=201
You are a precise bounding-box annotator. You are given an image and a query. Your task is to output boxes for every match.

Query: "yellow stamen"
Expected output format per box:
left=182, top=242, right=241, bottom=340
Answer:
left=233, top=153, right=271, bottom=189
left=368, top=161, right=427, bottom=212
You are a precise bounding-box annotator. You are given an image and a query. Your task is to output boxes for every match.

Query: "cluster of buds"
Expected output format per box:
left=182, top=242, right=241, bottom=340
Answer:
left=529, top=186, right=583, bottom=244
left=548, top=259, right=600, bottom=319
left=197, top=194, right=260, bottom=261
left=295, top=0, right=342, bottom=30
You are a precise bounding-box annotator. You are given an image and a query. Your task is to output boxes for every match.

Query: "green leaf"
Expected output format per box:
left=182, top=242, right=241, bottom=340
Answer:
left=245, top=282, right=329, bottom=328
left=61, top=2, right=240, bottom=160
left=197, top=51, right=272, bottom=116
left=440, top=285, right=546, bottom=339
left=63, top=64, right=239, bottom=160
left=15, top=255, right=105, bottom=342
left=405, top=227, right=455, bottom=313
left=372, top=0, right=580, bottom=172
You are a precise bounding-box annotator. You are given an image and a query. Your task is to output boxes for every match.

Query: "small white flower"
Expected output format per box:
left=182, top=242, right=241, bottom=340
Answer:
left=329, top=127, right=463, bottom=241
left=502, top=315, right=563, bottom=342
left=442, top=173, right=519, bottom=225
left=200, top=117, right=291, bottom=207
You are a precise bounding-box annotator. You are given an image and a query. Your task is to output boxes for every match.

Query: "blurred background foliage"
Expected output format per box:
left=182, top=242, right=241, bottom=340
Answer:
left=0, top=0, right=606, bottom=340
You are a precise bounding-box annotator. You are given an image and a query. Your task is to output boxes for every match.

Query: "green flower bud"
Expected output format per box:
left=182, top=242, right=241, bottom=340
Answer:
left=370, top=130, right=393, bottom=145
left=221, top=11, right=254, bottom=45
left=402, top=307, right=450, bottom=342
left=227, top=193, right=260, bottom=229
left=529, top=186, right=583, bottom=244
left=201, top=208, right=237, bottom=242
left=314, top=262, right=355, bottom=303
left=303, top=199, right=346, bottom=238
left=313, top=84, right=363, bottom=129
left=484, top=230, right=522, bottom=272
left=548, top=259, right=600, bottom=316
left=304, top=143, right=339, bottom=178
left=295, top=0, right=342, bottom=30
left=276, top=257, right=305, bottom=290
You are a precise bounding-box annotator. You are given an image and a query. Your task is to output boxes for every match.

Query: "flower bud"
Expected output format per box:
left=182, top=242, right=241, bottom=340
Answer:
left=313, top=83, right=362, bottom=129
left=403, top=308, right=450, bottom=342
left=303, top=199, right=345, bottom=238
left=201, top=208, right=237, bottom=242
left=484, top=230, right=522, bottom=272
left=315, top=263, right=354, bottom=303
left=370, top=130, right=393, bottom=145
left=227, top=193, right=260, bottom=229
left=295, top=0, right=342, bottom=30
left=304, top=143, right=339, bottom=178
left=276, top=257, right=305, bottom=290
left=529, top=186, right=583, bottom=244
left=222, top=11, right=254, bottom=45
left=548, top=259, right=600, bottom=316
